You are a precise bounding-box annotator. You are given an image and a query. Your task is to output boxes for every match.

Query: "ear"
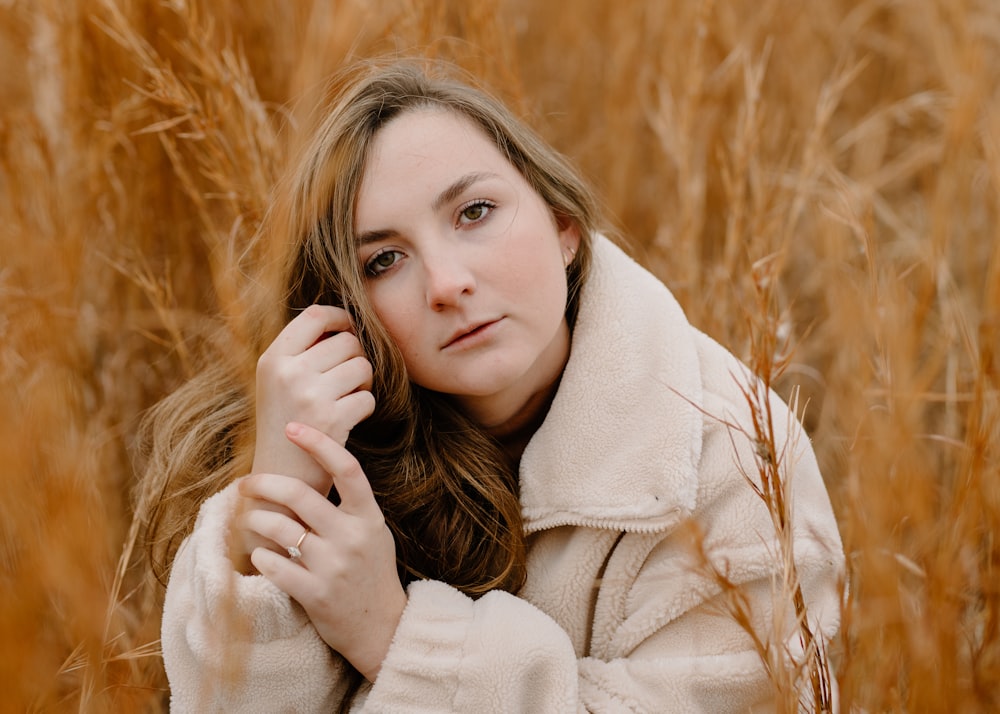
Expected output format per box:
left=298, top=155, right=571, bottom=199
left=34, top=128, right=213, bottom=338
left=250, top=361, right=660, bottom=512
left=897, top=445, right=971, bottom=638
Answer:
left=555, top=214, right=581, bottom=260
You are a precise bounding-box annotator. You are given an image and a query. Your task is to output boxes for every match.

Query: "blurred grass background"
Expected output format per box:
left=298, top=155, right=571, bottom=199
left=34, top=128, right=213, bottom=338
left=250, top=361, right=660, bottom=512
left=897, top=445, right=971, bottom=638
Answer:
left=1, top=0, right=998, bottom=711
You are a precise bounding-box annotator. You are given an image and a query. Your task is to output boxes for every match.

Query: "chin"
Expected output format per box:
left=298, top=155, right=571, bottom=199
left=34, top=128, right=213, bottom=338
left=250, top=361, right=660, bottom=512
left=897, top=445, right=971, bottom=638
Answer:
left=440, top=368, right=527, bottom=399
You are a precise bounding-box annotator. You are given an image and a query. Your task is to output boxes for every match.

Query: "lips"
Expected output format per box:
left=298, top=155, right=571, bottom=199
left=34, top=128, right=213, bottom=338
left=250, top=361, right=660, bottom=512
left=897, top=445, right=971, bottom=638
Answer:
left=442, top=319, right=501, bottom=349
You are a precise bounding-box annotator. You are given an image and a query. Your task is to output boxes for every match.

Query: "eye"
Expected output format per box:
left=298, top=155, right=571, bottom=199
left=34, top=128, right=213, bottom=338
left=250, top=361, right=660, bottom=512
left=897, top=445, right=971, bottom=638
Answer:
left=365, top=248, right=403, bottom=277
left=457, top=199, right=496, bottom=226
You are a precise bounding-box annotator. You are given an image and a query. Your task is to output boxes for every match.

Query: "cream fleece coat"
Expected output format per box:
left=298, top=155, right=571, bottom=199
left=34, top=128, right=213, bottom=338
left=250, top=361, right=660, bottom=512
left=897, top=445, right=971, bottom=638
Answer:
left=162, top=235, right=845, bottom=712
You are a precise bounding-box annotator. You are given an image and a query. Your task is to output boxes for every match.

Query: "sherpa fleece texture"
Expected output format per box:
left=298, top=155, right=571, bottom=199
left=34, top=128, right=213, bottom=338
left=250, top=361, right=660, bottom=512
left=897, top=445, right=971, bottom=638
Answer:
left=161, top=235, right=845, bottom=712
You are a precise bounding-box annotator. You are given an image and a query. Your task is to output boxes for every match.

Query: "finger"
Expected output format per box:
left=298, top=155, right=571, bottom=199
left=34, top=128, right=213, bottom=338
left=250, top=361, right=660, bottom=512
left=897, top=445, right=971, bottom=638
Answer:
left=237, top=489, right=300, bottom=523
left=303, top=355, right=373, bottom=399
left=301, top=331, right=365, bottom=373
left=271, top=305, right=354, bottom=356
left=285, top=422, right=381, bottom=518
left=334, top=355, right=374, bottom=394
left=250, top=546, right=315, bottom=597
left=238, top=507, right=311, bottom=559
left=336, top=389, right=377, bottom=427
left=238, top=472, right=342, bottom=537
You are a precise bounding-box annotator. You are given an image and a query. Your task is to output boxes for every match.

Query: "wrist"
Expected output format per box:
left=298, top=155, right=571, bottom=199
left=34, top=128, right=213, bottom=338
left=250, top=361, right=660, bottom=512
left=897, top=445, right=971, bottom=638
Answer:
left=353, top=589, right=408, bottom=683
left=251, top=450, right=333, bottom=496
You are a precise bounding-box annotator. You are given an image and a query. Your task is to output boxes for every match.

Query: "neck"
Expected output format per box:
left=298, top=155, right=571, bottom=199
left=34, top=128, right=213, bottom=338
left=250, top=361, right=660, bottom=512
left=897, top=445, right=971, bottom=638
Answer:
left=455, top=321, right=571, bottom=465
left=487, top=382, right=560, bottom=466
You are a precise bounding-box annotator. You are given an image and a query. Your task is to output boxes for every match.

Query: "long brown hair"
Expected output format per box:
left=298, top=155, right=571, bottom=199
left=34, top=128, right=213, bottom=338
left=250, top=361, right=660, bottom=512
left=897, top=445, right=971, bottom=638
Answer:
left=274, top=58, right=601, bottom=595
left=139, top=53, right=603, bottom=638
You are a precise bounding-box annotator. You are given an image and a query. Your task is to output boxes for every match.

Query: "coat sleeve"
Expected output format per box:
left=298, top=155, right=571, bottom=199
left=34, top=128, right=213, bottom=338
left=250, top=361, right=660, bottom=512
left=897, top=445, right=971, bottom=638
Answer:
left=161, top=480, right=351, bottom=712
left=362, top=369, right=843, bottom=713
left=362, top=580, right=581, bottom=712
left=364, top=511, right=840, bottom=713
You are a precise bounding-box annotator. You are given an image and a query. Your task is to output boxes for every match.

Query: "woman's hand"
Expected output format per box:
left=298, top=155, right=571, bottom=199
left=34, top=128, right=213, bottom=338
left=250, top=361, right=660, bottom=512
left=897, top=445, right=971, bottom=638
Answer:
left=231, top=305, right=375, bottom=575
left=252, top=304, right=375, bottom=495
left=238, top=422, right=407, bottom=683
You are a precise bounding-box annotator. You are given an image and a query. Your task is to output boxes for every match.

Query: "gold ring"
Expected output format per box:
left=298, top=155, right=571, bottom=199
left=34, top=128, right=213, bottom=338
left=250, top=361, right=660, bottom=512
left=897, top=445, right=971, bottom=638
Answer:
left=286, top=528, right=309, bottom=560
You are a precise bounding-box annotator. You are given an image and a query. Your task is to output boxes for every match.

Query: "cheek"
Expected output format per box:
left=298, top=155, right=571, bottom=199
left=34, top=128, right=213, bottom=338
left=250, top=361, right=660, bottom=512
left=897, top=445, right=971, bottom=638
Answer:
left=507, top=242, right=568, bottom=302
left=371, top=297, right=425, bottom=366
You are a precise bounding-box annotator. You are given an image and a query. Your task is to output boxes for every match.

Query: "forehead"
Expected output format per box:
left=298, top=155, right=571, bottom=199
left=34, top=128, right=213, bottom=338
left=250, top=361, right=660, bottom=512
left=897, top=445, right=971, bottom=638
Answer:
left=376, top=106, right=494, bottom=151
left=361, top=109, right=509, bottom=188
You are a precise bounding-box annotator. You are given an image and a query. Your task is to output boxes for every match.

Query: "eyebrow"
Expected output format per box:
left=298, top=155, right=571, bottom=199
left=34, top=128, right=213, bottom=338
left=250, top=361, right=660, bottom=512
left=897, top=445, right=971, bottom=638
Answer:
left=355, top=171, right=499, bottom=247
left=432, top=171, right=498, bottom=211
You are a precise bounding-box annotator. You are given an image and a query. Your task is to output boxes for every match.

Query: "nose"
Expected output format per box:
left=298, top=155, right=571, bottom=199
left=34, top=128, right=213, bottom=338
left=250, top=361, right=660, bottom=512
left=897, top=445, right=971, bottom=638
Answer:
left=423, top=249, right=476, bottom=310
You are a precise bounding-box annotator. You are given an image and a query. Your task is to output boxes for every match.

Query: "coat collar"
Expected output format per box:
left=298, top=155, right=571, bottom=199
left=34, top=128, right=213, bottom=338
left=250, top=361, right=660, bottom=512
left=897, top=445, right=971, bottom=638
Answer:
left=519, top=236, right=704, bottom=534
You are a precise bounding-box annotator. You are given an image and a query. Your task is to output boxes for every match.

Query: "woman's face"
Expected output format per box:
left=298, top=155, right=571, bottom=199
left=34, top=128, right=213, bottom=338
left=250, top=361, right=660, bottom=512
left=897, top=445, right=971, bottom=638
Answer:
left=354, top=108, right=580, bottom=430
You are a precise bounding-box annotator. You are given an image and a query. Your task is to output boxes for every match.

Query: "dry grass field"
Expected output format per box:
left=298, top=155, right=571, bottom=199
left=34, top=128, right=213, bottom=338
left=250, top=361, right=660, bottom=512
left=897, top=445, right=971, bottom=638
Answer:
left=2, top=0, right=998, bottom=711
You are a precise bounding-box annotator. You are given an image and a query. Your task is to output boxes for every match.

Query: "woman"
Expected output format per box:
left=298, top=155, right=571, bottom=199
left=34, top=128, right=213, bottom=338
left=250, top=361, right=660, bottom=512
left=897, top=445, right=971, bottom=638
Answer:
left=151, top=59, right=844, bottom=711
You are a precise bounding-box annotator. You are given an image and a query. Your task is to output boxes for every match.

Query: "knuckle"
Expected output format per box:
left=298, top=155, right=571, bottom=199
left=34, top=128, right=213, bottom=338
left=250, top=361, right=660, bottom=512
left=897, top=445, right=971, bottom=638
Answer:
left=287, top=477, right=312, bottom=502
left=258, top=355, right=298, bottom=388
left=359, top=358, right=374, bottom=381
left=289, top=389, right=316, bottom=413
left=273, top=360, right=298, bottom=384
left=344, top=459, right=366, bottom=482
left=280, top=476, right=309, bottom=504
left=340, top=529, right=367, bottom=556
left=256, top=351, right=275, bottom=374
left=344, top=333, right=364, bottom=355
left=344, top=395, right=375, bottom=425
left=344, top=355, right=373, bottom=381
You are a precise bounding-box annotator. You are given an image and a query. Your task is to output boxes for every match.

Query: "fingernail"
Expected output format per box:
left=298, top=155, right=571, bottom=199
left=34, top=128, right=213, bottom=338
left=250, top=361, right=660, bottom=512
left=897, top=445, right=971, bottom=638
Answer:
left=286, top=422, right=302, bottom=437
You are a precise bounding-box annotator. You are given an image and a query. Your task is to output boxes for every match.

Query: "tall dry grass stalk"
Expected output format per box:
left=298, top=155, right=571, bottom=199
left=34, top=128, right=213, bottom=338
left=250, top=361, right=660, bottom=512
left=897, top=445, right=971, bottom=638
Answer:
left=1, top=0, right=998, bottom=711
